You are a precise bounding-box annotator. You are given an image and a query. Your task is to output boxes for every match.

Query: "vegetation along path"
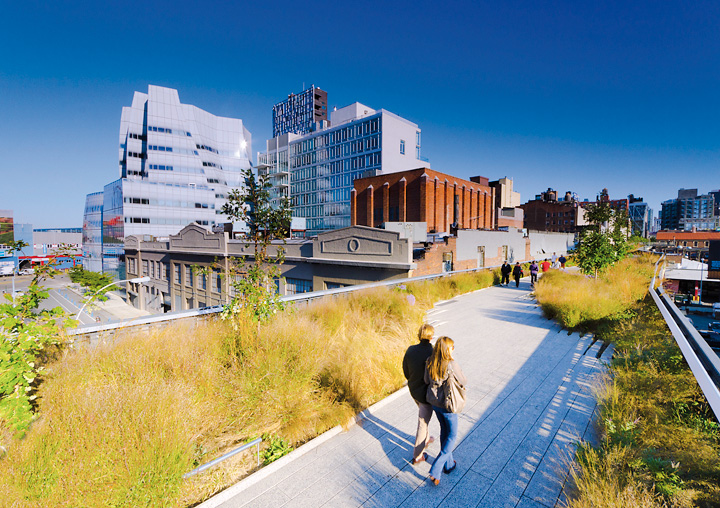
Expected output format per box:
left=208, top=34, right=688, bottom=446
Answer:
left=200, top=275, right=613, bottom=508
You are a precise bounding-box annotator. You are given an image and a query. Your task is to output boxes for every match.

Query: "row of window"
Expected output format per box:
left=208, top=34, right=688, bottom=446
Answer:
left=148, top=126, right=192, bottom=136
left=196, top=143, right=218, bottom=154
left=128, top=133, right=146, bottom=141
left=123, top=197, right=214, bottom=209
left=149, top=164, right=206, bottom=175
left=290, top=156, right=380, bottom=184
left=290, top=139, right=380, bottom=168
left=124, top=217, right=212, bottom=225
left=546, top=211, right=574, bottom=217
left=148, top=145, right=200, bottom=156
left=289, top=118, right=381, bottom=156
left=294, top=189, right=351, bottom=208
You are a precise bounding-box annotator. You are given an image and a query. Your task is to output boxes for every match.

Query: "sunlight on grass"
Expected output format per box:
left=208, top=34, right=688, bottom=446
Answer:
left=537, top=255, right=720, bottom=507
left=0, top=268, right=500, bottom=507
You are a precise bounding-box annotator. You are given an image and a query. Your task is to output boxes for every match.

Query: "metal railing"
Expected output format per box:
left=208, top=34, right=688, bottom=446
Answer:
left=183, top=437, right=262, bottom=479
left=68, top=262, right=514, bottom=338
left=649, top=255, right=720, bottom=420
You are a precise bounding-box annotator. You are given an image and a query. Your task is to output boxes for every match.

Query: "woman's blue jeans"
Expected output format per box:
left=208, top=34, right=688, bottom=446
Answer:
left=430, top=406, right=458, bottom=478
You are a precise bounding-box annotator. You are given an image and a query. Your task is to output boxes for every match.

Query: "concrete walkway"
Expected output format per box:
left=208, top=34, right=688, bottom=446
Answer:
left=201, top=277, right=613, bottom=508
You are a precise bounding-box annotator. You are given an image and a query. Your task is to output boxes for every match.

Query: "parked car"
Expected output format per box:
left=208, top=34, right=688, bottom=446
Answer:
left=19, top=268, right=34, bottom=275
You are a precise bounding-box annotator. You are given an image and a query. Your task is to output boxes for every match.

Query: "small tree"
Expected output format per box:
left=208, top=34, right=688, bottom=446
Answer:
left=0, top=243, right=71, bottom=435
left=220, top=167, right=292, bottom=324
left=574, top=201, right=630, bottom=278
left=68, top=266, right=114, bottom=302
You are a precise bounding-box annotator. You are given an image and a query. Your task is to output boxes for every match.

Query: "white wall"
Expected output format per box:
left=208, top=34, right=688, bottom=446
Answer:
left=330, top=103, right=376, bottom=126
left=380, top=111, right=429, bottom=173
left=528, top=230, right=575, bottom=260
left=456, top=229, right=527, bottom=263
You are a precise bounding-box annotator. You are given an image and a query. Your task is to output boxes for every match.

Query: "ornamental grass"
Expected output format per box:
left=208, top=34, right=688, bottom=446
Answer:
left=0, top=267, right=500, bottom=507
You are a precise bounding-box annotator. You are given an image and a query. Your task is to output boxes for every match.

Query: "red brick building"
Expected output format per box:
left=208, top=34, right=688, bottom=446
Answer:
left=351, top=168, right=495, bottom=233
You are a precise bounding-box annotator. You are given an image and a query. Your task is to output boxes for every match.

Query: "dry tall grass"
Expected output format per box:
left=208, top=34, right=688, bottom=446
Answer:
left=534, top=255, right=656, bottom=331
left=0, top=268, right=499, bottom=507
left=537, top=255, right=720, bottom=507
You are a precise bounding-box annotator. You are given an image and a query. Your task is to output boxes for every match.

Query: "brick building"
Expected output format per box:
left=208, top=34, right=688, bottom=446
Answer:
left=521, top=189, right=587, bottom=233
left=351, top=168, right=495, bottom=233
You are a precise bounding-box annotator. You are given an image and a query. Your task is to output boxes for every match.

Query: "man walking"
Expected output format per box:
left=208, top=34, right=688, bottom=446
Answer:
left=403, top=324, right=436, bottom=464
left=500, top=261, right=511, bottom=286
left=559, top=254, right=567, bottom=269
left=512, top=262, right=524, bottom=288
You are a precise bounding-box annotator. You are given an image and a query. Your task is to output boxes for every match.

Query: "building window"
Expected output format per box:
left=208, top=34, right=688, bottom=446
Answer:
left=185, top=266, right=193, bottom=287
left=200, top=273, right=207, bottom=290
left=142, top=260, right=148, bottom=276
left=400, top=140, right=405, bottom=155
left=213, top=269, right=222, bottom=293
left=285, top=278, right=313, bottom=295
left=163, top=263, right=169, bottom=280
left=174, top=264, right=181, bottom=285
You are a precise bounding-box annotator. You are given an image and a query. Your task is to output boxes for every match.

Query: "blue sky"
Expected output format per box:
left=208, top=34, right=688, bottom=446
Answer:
left=1, top=0, right=719, bottom=228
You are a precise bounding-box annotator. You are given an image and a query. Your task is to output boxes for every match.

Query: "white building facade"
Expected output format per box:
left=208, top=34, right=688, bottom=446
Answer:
left=258, top=102, right=428, bottom=236
left=83, top=85, right=252, bottom=278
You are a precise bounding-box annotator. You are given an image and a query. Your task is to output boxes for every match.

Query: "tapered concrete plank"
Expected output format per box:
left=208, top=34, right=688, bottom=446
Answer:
left=436, top=470, right=494, bottom=508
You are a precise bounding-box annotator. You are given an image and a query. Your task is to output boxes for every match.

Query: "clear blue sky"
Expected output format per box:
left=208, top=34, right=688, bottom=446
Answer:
left=1, top=0, right=719, bottom=228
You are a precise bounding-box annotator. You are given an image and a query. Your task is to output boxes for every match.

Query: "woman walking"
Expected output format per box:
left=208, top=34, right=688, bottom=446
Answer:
left=424, top=336, right=467, bottom=486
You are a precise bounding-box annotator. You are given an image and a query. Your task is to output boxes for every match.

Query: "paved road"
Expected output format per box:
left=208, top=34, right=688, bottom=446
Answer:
left=201, top=277, right=613, bottom=508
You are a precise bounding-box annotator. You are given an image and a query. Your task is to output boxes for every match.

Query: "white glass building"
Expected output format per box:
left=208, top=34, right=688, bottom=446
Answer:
left=258, top=101, right=428, bottom=236
left=82, top=85, right=252, bottom=278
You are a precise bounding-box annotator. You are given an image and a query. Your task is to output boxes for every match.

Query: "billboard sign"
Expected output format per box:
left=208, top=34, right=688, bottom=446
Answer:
left=708, top=241, right=720, bottom=280
left=0, top=260, right=14, bottom=276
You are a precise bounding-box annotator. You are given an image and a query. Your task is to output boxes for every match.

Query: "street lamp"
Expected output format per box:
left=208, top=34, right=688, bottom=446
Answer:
left=75, top=276, right=150, bottom=322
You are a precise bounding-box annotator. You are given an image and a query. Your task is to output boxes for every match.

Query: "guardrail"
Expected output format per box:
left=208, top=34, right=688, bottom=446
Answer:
left=68, top=262, right=513, bottom=338
left=183, top=437, right=262, bottom=479
left=649, top=255, right=720, bottom=420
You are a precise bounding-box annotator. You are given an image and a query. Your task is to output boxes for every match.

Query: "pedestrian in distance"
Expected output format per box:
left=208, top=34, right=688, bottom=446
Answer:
left=425, top=336, right=467, bottom=486
left=529, top=260, right=539, bottom=286
left=403, top=324, right=436, bottom=465
left=540, top=259, right=551, bottom=273
left=512, top=262, right=524, bottom=288
left=559, top=254, right=567, bottom=269
left=500, top=261, right=511, bottom=286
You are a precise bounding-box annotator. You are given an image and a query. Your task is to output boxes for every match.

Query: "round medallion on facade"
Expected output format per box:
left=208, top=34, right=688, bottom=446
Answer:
left=348, top=239, right=360, bottom=252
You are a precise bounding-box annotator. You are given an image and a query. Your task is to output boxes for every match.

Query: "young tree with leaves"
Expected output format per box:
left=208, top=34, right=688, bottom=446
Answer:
left=0, top=245, right=71, bottom=435
left=220, top=166, right=292, bottom=324
left=574, top=201, right=630, bottom=278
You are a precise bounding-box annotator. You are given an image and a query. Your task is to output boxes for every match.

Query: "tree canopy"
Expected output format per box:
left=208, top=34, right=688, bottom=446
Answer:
left=574, top=201, right=630, bottom=278
left=220, top=167, right=292, bottom=324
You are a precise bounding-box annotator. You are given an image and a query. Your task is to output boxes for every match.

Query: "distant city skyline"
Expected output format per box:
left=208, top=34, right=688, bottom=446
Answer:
left=1, top=1, right=719, bottom=228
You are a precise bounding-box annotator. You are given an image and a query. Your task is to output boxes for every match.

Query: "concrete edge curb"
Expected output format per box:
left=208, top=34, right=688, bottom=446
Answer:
left=197, top=385, right=410, bottom=508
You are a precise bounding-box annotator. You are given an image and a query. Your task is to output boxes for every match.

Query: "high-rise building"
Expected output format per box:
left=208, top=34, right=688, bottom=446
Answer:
left=660, top=188, right=718, bottom=231
left=82, top=85, right=252, bottom=278
left=628, top=195, right=653, bottom=238
left=259, top=97, right=429, bottom=236
left=272, top=85, right=327, bottom=137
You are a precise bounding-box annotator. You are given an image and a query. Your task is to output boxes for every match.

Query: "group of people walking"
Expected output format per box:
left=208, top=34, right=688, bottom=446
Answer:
left=401, top=253, right=568, bottom=486
left=403, top=324, right=467, bottom=486
left=500, top=252, right=567, bottom=288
